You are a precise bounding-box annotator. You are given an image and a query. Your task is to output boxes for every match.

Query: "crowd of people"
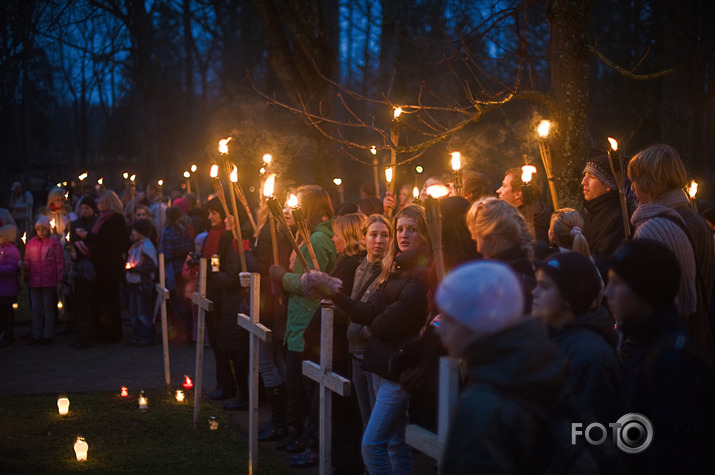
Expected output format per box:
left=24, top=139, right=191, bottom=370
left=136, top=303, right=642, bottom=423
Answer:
left=1, top=142, right=715, bottom=473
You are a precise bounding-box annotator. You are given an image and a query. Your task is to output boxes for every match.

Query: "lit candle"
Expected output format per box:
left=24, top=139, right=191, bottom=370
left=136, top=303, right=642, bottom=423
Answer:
left=412, top=186, right=421, bottom=205
left=57, top=397, right=70, bottom=416
left=182, top=376, right=193, bottom=390
left=21, top=232, right=26, bottom=245
left=688, top=179, right=699, bottom=212
left=175, top=390, right=185, bottom=402
left=138, top=391, right=148, bottom=411
left=78, top=172, right=88, bottom=181
left=120, top=386, right=129, bottom=397
left=209, top=416, right=219, bottom=430
left=74, top=437, right=88, bottom=462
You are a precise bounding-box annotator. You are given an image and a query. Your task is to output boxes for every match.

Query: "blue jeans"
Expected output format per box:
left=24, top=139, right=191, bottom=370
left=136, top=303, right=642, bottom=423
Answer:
left=128, top=281, right=154, bottom=343
left=30, top=287, right=56, bottom=339
left=258, top=339, right=286, bottom=388
left=352, top=356, right=376, bottom=429
left=362, top=375, right=412, bottom=475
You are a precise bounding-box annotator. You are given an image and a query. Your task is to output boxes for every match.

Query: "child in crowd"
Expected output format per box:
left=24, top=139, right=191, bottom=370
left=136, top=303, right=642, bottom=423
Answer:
left=0, top=224, right=21, bottom=347
left=125, top=219, right=158, bottom=346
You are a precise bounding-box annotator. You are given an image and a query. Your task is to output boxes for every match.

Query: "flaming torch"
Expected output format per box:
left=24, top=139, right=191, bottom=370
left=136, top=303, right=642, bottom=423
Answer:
left=412, top=186, right=421, bottom=206
left=389, top=108, right=402, bottom=198
left=687, top=180, right=699, bottom=213
left=385, top=167, right=394, bottom=217
left=607, top=138, right=631, bottom=240
left=262, top=174, right=280, bottom=266
left=521, top=165, right=538, bottom=239
left=263, top=183, right=311, bottom=272
left=209, top=164, right=240, bottom=246
left=228, top=166, right=247, bottom=272
left=333, top=178, right=344, bottom=204
left=451, top=152, right=463, bottom=196
left=288, top=194, right=320, bottom=271
left=537, top=120, right=559, bottom=210
left=371, top=146, right=380, bottom=201
left=425, top=184, right=450, bottom=282
left=218, top=138, right=258, bottom=237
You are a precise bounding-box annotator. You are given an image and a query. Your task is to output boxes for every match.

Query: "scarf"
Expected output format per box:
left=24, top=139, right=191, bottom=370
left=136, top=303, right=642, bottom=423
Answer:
left=92, top=209, right=116, bottom=234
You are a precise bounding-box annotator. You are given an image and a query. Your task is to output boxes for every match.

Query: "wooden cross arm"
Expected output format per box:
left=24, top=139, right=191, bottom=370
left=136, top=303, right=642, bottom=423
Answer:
left=236, top=313, right=272, bottom=343
left=302, top=361, right=351, bottom=396
left=405, top=424, right=443, bottom=460
left=192, top=292, right=213, bottom=311
left=155, top=283, right=170, bottom=300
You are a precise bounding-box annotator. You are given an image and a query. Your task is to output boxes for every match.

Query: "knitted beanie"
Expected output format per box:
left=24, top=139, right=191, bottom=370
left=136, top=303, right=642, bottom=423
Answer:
left=535, top=252, right=602, bottom=315
left=583, top=155, right=617, bottom=191
left=436, top=261, right=524, bottom=335
left=609, top=238, right=681, bottom=308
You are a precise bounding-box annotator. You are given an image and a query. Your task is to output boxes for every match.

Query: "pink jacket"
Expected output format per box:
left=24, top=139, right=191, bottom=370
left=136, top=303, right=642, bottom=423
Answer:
left=0, top=242, right=21, bottom=297
left=24, top=236, right=66, bottom=288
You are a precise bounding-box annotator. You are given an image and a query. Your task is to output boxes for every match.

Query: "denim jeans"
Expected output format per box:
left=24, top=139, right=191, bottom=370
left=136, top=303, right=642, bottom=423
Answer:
left=258, top=339, right=286, bottom=388
left=362, top=375, right=412, bottom=475
left=128, top=281, right=154, bottom=343
left=30, top=287, right=57, bottom=340
left=352, top=356, right=376, bottom=429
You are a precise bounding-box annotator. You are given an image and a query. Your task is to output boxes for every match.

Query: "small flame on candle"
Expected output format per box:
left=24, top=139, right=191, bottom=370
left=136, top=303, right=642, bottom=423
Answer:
left=263, top=154, right=272, bottom=164
left=219, top=137, right=232, bottom=154
left=120, top=386, right=129, bottom=397
left=521, top=165, right=537, bottom=183
left=57, top=301, right=63, bottom=310
left=333, top=178, right=342, bottom=186
left=230, top=166, right=238, bottom=183
left=157, top=179, right=163, bottom=186
left=175, top=390, right=185, bottom=402
left=607, top=137, right=618, bottom=151
left=426, top=184, right=450, bottom=198
left=370, top=146, right=377, bottom=155
left=21, top=232, right=26, bottom=244
left=263, top=174, right=276, bottom=198
left=210, top=164, right=219, bottom=179
left=98, top=178, right=103, bottom=185
left=393, top=107, right=403, bottom=119
left=125, top=262, right=132, bottom=270
left=190, top=164, right=197, bottom=173
left=537, top=120, right=551, bottom=138
left=130, top=174, right=136, bottom=182
left=65, top=231, right=70, bottom=242
left=78, top=172, right=88, bottom=181
left=50, top=218, right=56, bottom=230
left=62, top=181, right=67, bottom=187
left=184, top=171, right=190, bottom=179
left=287, top=194, right=299, bottom=208
left=413, top=186, right=419, bottom=199
left=385, top=167, right=393, bottom=184
left=182, top=375, right=194, bottom=390
left=123, top=172, right=129, bottom=180
left=74, top=437, right=88, bottom=462
left=450, top=152, right=462, bottom=171
left=12, top=302, right=18, bottom=309
left=64, top=192, right=69, bottom=199
left=688, top=180, right=698, bottom=199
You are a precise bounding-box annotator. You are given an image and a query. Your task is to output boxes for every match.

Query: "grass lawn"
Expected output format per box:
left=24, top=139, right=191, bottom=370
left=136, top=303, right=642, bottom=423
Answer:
left=0, top=388, right=290, bottom=474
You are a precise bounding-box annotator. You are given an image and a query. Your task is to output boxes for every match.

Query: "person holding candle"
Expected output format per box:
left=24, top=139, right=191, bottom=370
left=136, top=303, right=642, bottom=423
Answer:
left=0, top=224, right=20, bottom=347
left=627, top=144, right=715, bottom=362
left=496, top=167, right=552, bottom=243
left=125, top=219, right=158, bottom=346
left=25, top=216, right=66, bottom=345
left=41, top=188, right=75, bottom=245
left=269, top=185, right=337, bottom=453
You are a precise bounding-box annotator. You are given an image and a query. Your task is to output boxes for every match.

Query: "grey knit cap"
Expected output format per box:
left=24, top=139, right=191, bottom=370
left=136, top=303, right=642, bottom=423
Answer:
left=583, top=155, right=618, bottom=191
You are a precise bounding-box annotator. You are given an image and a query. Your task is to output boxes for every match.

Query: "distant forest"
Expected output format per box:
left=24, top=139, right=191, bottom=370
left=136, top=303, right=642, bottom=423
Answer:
left=2, top=0, right=714, bottom=204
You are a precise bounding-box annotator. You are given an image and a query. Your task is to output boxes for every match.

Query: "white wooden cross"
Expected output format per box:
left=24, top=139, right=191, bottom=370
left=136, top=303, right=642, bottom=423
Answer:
left=302, top=300, right=351, bottom=475
left=236, top=273, right=272, bottom=475
left=155, top=253, right=171, bottom=390
left=191, top=258, right=213, bottom=427
left=405, top=356, right=459, bottom=473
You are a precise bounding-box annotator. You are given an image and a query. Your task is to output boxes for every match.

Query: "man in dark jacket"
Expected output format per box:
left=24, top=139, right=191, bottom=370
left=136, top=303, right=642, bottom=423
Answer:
left=606, top=239, right=715, bottom=474
left=497, top=167, right=552, bottom=243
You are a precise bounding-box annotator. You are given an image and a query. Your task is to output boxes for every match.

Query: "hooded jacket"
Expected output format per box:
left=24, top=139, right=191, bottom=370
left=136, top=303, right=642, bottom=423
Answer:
left=25, top=235, right=66, bottom=288
left=549, top=305, right=619, bottom=422
left=282, top=219, right=337, bottom=352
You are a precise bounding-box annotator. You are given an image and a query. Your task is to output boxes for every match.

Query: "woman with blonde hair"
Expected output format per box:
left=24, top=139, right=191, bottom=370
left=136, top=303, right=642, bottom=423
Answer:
left=548, top=208, right=591, bottom=258
left=42, top=187, right=75, bottom=243
left=467, top=197, right=535, bottom=309
left=76, top=190, right=129, bottom=343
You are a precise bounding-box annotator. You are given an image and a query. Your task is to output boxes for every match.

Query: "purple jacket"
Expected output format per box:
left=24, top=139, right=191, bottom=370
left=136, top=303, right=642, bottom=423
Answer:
left=0, top=242, right=21, bottom=297
left=25, top=236, right=66, bottom=288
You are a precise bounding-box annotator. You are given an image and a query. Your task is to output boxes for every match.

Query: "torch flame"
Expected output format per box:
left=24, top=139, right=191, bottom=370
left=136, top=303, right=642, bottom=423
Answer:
left=415, top=165, right=424, bottom=174
left=218, top=137, right=232, bottom=154
left=333, top=178, right=342, bottom=186
left=21, top=232, right=26, bottom=244
left=688, top=180, right=698, bottom=199
left=521, top=165, right=537, bottom=183
left=370, top=146, right=377, bottom=155
left=210, top=164, right=219, bottom=179
left=426, top=184, right=450, bottom=199
left=98, top=178, right=103, bottom=185
left=393, top=107, right=403, bottom=119
left=190, top=164, right=197, bottom=173
left=79, top=172, right=88, bottom=181
left=157, top=179, right=163, bottom=186
left=450, top=152, right=462, bottom=171
left=230, top=166, right=238, bottom=183
left=385, top=167, right=393, bottom=184
left=607, top=137, right=618, bottom=151
left=50, top=218, right=56, bottom=230
left=263, top=174, right=276, bottom=197
left=262, top=154, right=272, bottom=164
left=413, top=186, right=419, bottom=199
left=184, top=171, right=190, bottom=178
left=64, top=192, right=69, bottom=199
left=537, top=120, right=551, bottom=138
left=287, top=194, right=299, bottom=208
left=130, top=174, right=136, bottom=182
left=123, top=172, right=129, bottom=179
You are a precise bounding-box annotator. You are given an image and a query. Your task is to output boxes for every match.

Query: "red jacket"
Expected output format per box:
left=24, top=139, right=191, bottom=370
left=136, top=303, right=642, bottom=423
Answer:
left=25, top=236, right=66, bottom=288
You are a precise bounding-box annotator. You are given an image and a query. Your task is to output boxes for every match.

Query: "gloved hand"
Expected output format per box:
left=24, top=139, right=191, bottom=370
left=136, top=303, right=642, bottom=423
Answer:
left=269, top=265, right=286, bottom=285
left=239, top=272, right=251, bottom=288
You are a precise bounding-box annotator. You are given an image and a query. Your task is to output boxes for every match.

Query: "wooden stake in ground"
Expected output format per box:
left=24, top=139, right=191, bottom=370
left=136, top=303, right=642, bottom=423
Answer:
left=155, top=253, right=171, bottom=390
left=405, top=357, right=459, bottom=473
left=302, top=300, right=351, bottom=475
left=191, top=258, right=213, bottom=427
left=236, top=273, right=272, bottom=475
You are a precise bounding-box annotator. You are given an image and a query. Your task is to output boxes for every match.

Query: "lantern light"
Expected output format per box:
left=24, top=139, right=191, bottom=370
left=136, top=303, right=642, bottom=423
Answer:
left=57, top=397, right=70, bottom=416
left=182, top=376, right=194, bottom=390
left=21, top=232, right=26, bottom=244
left=190, top=164, right=197, bottom=173
left=209, top=416, right=219, bottom=430
left=415, top=165, right=424, bottom=174
left=370, top=146, right=377, bottom=155
left=74, top=437, right=88, bottom=462
left=521, top=165, right=537, bottom=184
left=333, top=178, right=342, bottom=186
left=123, top=172, right=129, bottom=180
left=120, top=386, right=129, bottom=397
left=537, top=120, right=551, bottom=138
left=157, top=179, right=163, bottom=186
left=184, top=171, right=190, bottom=179
left=138, top=391, right=147, bottom=411
left=12, top=302, right=18, bottom=309
left=175, top=390, right=185, bottom=402
left=426, top=185, right=450, bottom=199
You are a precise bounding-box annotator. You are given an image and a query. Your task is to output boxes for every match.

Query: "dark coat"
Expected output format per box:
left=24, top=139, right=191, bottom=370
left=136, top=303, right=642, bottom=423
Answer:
left=254, top=223, right=293, bottom=341
left=334, top=246, right=431, bottom=381
left=493, top=244, right=535, bottom=312
left=549, top=305, right=620, bottom=422
left=85, top=211, right=128, bottom=281
left=582, top=191, right=628, bottom=262
left=619, top=305, right=715, bottom=474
